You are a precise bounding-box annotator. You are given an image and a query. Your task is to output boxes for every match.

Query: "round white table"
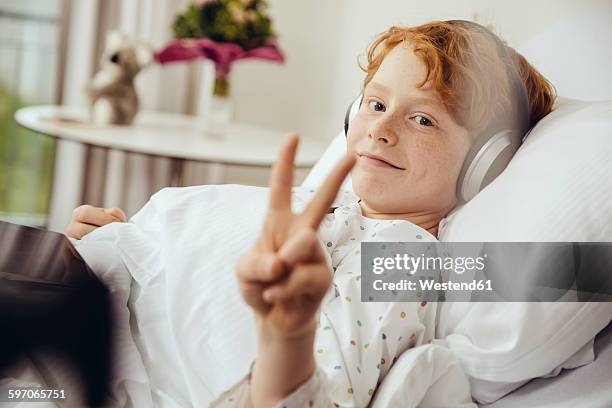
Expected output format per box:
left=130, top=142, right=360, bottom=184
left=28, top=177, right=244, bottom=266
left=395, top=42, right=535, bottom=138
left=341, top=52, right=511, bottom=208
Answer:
left=14, top=105, right=327, bottom=231
left=15, top=105, right=325, bottom=168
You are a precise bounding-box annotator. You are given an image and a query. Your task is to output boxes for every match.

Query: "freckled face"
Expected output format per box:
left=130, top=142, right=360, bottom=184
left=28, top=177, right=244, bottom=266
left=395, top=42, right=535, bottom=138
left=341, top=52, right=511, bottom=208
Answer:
left=347, top=43, right=471, bottom=215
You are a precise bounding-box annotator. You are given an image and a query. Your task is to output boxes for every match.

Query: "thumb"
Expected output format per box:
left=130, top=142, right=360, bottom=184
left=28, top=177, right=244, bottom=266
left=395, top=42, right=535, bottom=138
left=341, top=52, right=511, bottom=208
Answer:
left=104, top=207, right=127, bottom=222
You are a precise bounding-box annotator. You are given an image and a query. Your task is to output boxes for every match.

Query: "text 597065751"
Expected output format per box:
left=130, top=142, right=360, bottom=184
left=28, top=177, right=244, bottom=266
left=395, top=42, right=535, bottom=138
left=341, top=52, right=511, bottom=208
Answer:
left=1, top=387, right=67, bottom=402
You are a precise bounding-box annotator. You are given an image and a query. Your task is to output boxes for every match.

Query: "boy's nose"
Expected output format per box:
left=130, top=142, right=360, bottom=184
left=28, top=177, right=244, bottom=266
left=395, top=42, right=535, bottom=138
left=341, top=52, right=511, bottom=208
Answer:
left=369, top=114, right=400, bottom=146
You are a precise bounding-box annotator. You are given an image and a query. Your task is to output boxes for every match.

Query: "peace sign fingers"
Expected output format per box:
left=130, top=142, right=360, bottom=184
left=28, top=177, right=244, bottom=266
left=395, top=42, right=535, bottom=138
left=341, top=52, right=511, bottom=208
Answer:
left=300, top=153, right=356, bottom=230
left=268, top=133, right=299, bottom=211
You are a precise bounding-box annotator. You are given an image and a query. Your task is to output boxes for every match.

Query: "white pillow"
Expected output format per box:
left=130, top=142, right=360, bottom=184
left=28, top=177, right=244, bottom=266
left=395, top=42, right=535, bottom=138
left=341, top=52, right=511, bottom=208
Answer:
left=301, top=130, right=353, bottom=190
left=439, top=98, right=612, bottom=241
left=303, top=98, right=612, bottom=241
left=301, top=94, right=360, bottom=190
left=427, top=98, right=612, bottom=403
left=299, top=98, right=612, bottom=405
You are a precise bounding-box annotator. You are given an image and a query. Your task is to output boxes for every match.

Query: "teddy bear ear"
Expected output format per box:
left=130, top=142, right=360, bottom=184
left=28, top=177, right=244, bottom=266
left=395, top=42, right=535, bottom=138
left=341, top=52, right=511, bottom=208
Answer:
left=134, top=43, right=154, bottom=68
left=105, top=31, right=127, bottom=52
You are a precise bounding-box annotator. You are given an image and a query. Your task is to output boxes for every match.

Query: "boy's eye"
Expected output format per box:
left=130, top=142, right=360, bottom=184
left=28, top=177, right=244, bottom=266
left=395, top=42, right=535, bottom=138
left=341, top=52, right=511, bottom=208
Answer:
left=368, top=100, right=385, bottom=112
left=365, top=99, right=435, bottom=128
left=412, top=115, right=433, bottom=127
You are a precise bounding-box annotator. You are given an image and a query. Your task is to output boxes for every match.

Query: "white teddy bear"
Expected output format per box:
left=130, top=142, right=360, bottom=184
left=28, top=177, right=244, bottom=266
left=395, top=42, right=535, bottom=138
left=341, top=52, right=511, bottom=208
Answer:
left=86, top=31, right=153, bottom=125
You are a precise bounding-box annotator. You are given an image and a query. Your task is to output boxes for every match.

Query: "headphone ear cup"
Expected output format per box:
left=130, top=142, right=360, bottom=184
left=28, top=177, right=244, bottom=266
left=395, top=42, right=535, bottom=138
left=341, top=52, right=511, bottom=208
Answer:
left=457, top=130, right=519, bottom=202
left=344, top=94, right=363, bottom=137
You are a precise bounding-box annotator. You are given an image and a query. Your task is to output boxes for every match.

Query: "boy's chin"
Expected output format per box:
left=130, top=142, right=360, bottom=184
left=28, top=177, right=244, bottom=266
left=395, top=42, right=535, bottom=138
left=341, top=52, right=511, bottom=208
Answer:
left=355, top=180, right=457, bottom=215
left=354, top=173, right=405, bottom=196
left=354, top=184, right=403, bottom=211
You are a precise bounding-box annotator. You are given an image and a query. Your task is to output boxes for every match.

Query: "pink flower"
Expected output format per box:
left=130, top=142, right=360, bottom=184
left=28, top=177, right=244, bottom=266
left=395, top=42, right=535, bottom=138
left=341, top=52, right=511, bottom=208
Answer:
left=154, top=37, right=285, bottom=80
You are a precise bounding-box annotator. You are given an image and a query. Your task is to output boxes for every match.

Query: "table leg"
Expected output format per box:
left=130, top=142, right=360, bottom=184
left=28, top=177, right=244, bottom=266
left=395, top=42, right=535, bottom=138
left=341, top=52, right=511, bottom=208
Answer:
left=103, top=149, right=126, bottom=209
left=46, top=140, right=86, bottom=233
left=207, top=163, right=225, bottom=184
left=170, top=158, right=185, bottom=186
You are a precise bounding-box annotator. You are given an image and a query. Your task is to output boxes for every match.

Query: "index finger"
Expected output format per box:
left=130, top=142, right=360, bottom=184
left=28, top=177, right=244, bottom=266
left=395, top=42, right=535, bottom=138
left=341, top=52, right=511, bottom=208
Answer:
left=300, top=153, right=356, bottom=229
left=268, top=133, right=299, bottom=211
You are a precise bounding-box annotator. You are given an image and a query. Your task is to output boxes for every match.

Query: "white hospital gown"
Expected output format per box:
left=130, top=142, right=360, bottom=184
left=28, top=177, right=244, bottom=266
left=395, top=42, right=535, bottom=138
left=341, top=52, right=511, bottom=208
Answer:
left=210, top=189, right=474, bottom=407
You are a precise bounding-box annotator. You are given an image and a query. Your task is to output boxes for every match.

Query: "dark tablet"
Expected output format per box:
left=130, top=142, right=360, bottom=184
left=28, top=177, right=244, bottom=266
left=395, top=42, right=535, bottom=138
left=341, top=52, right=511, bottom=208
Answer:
left=0, top=221, right=112, bottom=407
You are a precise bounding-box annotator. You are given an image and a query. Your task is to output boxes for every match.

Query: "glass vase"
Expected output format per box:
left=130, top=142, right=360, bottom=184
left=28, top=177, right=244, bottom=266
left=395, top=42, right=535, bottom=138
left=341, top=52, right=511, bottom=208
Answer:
left=207, top=95, right=233, bottom=136
left=205, top=77, right=233, bottom=136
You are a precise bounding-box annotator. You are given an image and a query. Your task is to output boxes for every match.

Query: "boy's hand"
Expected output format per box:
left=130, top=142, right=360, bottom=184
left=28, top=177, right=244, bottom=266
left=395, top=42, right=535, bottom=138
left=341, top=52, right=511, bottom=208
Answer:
left=235, top=133, right=355, bottom=340
left=66, top=205, right=127, bottom=239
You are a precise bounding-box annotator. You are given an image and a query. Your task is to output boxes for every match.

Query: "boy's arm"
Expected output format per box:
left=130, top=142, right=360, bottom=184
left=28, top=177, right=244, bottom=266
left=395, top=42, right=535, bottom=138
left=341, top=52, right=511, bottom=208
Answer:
left=227, top=134, right=355, bottom=407
left=211, top=353, right=333, bottom=408
left=248, top=318, right=317, bottom=407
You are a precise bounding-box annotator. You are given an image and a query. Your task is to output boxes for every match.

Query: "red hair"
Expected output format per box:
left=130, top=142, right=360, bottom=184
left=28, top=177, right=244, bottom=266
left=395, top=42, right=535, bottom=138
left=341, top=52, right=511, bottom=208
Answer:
left=359, top=21, right=556, bottom=132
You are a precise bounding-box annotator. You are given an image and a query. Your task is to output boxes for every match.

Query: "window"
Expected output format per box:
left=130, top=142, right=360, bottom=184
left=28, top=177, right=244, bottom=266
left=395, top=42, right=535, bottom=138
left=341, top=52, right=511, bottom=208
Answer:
left=0, top=0, right=63, bottom=226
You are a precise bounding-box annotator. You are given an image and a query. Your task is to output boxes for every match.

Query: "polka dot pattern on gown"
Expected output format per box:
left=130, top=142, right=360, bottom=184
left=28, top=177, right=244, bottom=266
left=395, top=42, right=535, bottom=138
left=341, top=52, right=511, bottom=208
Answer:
left=213, top=188, right=439, bottom=407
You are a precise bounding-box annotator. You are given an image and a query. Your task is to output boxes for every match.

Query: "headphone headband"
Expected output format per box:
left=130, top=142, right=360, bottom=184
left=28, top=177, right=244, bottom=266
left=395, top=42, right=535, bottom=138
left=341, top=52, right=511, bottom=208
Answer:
left=446, top=20, right=530, bottom=202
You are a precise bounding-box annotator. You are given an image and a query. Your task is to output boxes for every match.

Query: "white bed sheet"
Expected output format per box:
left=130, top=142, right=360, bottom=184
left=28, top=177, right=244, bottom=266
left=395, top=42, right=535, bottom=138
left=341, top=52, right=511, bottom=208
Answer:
left=70, top=184, right=612, bottom=407
left=481, top=320, right=612, bottom=408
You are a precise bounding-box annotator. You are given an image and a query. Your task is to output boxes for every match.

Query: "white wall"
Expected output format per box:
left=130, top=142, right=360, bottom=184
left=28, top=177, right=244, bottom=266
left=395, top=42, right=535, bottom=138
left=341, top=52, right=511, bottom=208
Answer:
left=518, top=11, right=612, bottom=102
left=229, top=1, right=347, bottom=145
left=229, top=0, right=612, bottom=150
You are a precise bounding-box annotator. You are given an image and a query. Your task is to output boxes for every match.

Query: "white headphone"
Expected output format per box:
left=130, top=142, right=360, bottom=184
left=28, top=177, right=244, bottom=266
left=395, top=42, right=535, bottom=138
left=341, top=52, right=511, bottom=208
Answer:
left=344, top=20, right=530, bottom=203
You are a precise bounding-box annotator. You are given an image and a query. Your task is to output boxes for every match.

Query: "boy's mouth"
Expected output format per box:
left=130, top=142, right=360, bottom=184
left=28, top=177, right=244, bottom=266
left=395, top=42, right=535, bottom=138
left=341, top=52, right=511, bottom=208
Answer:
left=357, top=152, right=405, bottom=170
